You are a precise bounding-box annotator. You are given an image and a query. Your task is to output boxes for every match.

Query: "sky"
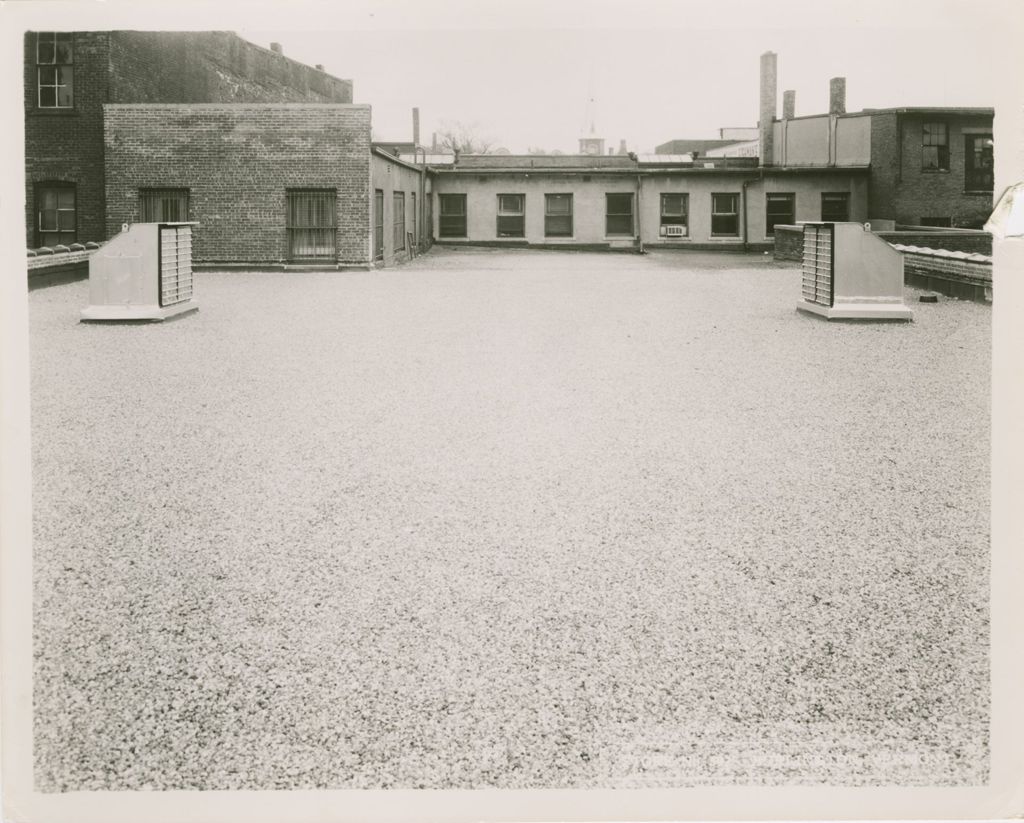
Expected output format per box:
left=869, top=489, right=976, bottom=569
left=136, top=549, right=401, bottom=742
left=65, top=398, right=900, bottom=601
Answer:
left=235, top=0, right=1013, bottom=154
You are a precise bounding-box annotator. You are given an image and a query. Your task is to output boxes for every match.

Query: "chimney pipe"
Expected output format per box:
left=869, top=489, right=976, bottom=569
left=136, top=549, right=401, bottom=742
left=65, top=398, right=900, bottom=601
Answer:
left=431, top=132, right=438, bottom=152
left=759, top=51, right=777, bottom=166
left=412, top=108, right=420, bottom=148
left=829, top=77, right=846, bottom=115
left=618, top=139, right=627, bottom=154
left=270, top=42, right=282, bottom=54
left=783, top=89, right=796, bottom=119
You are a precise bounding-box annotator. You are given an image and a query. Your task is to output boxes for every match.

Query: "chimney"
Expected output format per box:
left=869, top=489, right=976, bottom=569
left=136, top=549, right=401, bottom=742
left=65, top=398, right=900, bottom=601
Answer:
left=315, top=63, right=324, bottom=71
left=608, top=148, right=614, bottom=155
left=431, top=132, right=438, bottom=152
left=759, top=51, right=777, bottom=166
left=829, top=77, right=846, bottom=115
left=618, top=139, right=627, bottom=155
left=412, top=108, right=420, bottom=148
left=783, top=89, right=796, bottom=119
left=270, top=42, right=282, bottom=54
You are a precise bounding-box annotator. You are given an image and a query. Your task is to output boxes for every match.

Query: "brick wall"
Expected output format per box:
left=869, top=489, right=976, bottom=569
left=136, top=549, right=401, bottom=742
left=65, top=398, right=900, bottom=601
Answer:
left=23, top=32, right=110, bottom=248
left=104, top=104, right=372, bottom=266
left=24, top=30, right=353, bottom=250
left=773, top=225, right=803, bottom=260
left=869, top=111, right=994, bottom=228
left=108, top=32, right=352, bottom=105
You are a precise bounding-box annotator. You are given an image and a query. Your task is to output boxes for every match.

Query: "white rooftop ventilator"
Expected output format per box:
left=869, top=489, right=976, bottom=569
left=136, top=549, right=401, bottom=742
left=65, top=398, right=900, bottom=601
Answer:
left=81, top=222, right=198, bottom=322
left=797, top=222, right=912, bottom=320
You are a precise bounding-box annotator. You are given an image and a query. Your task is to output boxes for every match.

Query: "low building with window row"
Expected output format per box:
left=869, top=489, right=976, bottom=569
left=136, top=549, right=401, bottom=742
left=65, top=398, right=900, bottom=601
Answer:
left=427, top=154, right=869, bottom=251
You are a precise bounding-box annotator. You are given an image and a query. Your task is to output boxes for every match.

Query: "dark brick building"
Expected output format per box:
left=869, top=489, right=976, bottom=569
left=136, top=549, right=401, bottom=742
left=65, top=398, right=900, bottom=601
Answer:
left=24, top=31, right=353, bottom=250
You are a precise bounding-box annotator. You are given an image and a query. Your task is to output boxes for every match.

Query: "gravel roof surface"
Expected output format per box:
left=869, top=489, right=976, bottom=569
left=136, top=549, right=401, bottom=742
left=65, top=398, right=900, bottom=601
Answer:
left=31, top=247, right=990, bottom=790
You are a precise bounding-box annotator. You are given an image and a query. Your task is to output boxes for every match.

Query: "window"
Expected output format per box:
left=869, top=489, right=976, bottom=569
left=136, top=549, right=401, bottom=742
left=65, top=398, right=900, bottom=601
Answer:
left=36, top=32, right=74, bottom=109
left=922, top=122, right=949, bottom=171
left=821, top=192, right=850, bottom=222
left=286, top=189, right=336, bottom=261
left=965, top=134, right=994, bottom=192
left=711, top=193, right=739, bottom=237
left=765, top=193, right=795, bottom=235
left=36, top=183, right=75, bottom=247
left=373, top=190, right=384, bottom=259
left=919, top=216, right=952, bottom=228
left=660, top=193, right=688, bottom=235
left=140, top=189, right=189, bottom=223
left=439, top=194, right=466, bottom=238
left=606, top=193, right=634, bottom=236
left=545, top=194, right=573, bottom=237
left=496, top=194, right=525, bottom=238
left=393, top=192, right=405, bottom=251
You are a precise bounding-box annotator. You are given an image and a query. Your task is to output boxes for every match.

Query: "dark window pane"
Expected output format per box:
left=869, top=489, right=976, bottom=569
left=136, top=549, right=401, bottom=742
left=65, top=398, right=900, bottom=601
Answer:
left=606, top=214, right=633, bottom=235
left=546, top=194, right=571, bottom=215
left=661, top=194, right=686, bottom=216
left=545, top=214, right=572, bottom=237
left=606, top=193, right=633, bottom=214
left=439, top=215, right=466, bottom=237
left=39, top=85, right=56, bottom=108
left=58, top=210, right=75, bottom=230
left=57, top=188, right=74, bottom=209
left=38, top=66, right=57, bottom=85
left=712, top=194, right=738, bottom=215
left=440, top=195, right=465, bottom=216
left=55, top=35, right=73, bottom=63
left=37, top=36, right=55, bottom=64
left=711, top=214, right=739, bottom=236
left=497, top=215, right=524, bottom=237
left=39, top=211, right=57, bottom=231
left=498, top=194, right=523, bottom=214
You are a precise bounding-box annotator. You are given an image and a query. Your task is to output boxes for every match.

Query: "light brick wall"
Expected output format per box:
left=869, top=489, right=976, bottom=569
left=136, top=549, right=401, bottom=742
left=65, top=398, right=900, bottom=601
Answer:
left=104, top=104, right=372, bottom=266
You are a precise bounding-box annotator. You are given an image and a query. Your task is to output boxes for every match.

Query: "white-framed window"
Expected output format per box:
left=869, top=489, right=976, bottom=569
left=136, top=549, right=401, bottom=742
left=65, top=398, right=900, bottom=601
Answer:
left=496, top=194, right=525, bottom=238
left=606, top=193, right=634, bottom=236
left=544, top=194, right=573, bottom=237
left=36, top=32, right=74, bottom=109
left=711, top=193, right=739, bottom=237
left=765, top=193, right=795, bottom=235
left=660, top=193, right=688, bottom=236
left=439, top=194, right=467, bottom=238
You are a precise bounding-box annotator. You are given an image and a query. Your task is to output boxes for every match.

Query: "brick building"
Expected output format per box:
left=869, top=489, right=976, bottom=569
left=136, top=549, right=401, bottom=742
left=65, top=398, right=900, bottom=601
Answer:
left=24, top=31, right=353, bottom=251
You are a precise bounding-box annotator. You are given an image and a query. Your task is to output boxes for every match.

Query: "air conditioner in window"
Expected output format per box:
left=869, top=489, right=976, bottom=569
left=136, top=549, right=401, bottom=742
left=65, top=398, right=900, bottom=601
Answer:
left=665, top=225, right=687, bottom=237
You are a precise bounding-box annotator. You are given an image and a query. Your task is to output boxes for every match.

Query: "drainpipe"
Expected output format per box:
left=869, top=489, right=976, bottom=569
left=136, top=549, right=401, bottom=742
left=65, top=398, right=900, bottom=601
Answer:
left=741, top=170, right=763, bottom=252
left=636, top=174, right=645, bottom=254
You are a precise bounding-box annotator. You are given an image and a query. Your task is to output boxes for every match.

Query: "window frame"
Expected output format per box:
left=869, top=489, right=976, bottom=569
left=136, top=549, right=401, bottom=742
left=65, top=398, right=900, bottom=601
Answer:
left=544, top=193, right=573, bottom=238
left=964, top=133, right=994, bottom=193
left=765, top=192, right=795, bottom=236
left=438, top=193, right=467, bottom=238
left=496, top=193, right=525, bottom=238
left=36, top=32, right=74, bottom=110
left=35, top=181, right=76, bottom=248
left=285, top=188, right=337, bottom=262
left=820, top=192, right=851, bottom=222
left=921, top=122, right=949, bottom=172
left=660, top=193, right=689, bottom=231
left=605, top=193, right=635, bottom=237
left=139, top=188, right=190, bottom=223
left=710, top=193, right=740, bottom=237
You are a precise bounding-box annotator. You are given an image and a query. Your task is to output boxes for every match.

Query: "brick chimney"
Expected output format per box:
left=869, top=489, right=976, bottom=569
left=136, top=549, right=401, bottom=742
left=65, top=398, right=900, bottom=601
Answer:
left=270, top=42, right=282, bottom=54
left=783, top=89, right=796, bottom=119
left=618, top=139, right=627, bottom=154
left=759, top=51, right=777, bottom=166
left=829, top=77, right=846, bottom=115
left=412, top=108, right=420, bottom=148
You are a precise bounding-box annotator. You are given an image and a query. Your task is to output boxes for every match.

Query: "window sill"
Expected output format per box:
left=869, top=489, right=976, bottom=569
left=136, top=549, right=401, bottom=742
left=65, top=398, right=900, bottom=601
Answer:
left=963, top=190, right=994, bottom=196
left=920, top=169, right=950, bottom=174
left=28, top=108, right=79, bottom=116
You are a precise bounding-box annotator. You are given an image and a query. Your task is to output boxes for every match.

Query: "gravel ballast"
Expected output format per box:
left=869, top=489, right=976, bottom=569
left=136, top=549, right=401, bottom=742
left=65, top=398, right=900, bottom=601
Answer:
left=31, top=247, right=990, bottom=790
